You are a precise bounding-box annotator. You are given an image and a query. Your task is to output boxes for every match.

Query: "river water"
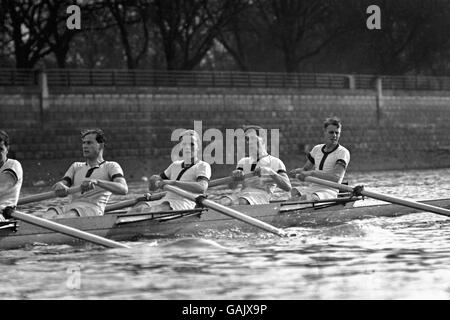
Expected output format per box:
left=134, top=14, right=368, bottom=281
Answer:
left=2, top=168, right=450, bottom=300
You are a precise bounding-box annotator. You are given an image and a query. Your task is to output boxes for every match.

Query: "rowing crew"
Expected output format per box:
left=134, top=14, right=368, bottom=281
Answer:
left=0, top=117, right=350, bottom=220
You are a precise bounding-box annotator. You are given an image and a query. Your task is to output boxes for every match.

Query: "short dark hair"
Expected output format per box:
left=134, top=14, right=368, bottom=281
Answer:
left=323, top=117, right=342, bottom=129
left=0, top=130, right=10, bottom=147
left=81, top=128, right=106, bottom=144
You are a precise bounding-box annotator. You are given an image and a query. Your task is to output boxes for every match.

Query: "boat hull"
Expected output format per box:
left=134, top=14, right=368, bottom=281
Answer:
left=2, top=198, right=450, bottom=249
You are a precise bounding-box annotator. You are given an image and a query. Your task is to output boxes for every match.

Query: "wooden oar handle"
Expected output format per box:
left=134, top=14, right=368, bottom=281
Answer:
left=18, top=186, right=83, bottom=205
left=305, top=177, right=353, bottom=192
left=209, top=172, right=256, bottom=188
left=105, top=192, right=166, bottom=213
left=106, top=172, right=255, bottom=213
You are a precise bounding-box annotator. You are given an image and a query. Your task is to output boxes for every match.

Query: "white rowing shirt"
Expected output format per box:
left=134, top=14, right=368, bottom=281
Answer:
left=236, top=155, right=287, bottom=204
left=155, top=160, right=211, bottom=210
left=58, top=161, right=124, bottom=216
left=307, top=143, right=350, bottom=196
left=0, top=159, right=23, bottom=211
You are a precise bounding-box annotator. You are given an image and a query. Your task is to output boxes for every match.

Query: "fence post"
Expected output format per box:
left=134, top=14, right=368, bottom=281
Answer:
left=347, top=75, right=355, bottom=89
left=37, top=67, right=50, bottom=127
left=375, top=77, right=383, bottom=125
left=66, top=69, right=71, bottom=86
left=11, top=69, right=16, bottom=85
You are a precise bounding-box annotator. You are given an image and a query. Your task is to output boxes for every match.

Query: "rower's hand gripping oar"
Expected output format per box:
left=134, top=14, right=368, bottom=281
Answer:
left=162, top=184, right=288, bottom=237
left=305, top=176, right=450, bottom=217
left=105, top=192, right=166, bottom=213
left=18, top=186, right=84, bottom=205
left=2, top=206, right=129, bottom=249
left=208, top=171, right=257, bottom=188
left=104, top=172, right=257, bottom=213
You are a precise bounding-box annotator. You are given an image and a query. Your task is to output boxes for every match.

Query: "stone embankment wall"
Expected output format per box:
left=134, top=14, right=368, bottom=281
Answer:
left=1, top=86, right=450, bottom=186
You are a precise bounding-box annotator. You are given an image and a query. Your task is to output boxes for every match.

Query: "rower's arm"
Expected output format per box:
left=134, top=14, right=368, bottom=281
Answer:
left=53, top=180, right=70, bottom=188
left=302, top=160, right=314, bottom=171
left=270, top=171, right=292, bottom=192
left=289, top=160, right=314, bottom=176
left=227, top=180, right=241, bottom=190
left=90, top=177, right=128, bottom=195
left=227, top=169, right=244, bottom=190
left=0, top=171, right=16, bottom=194
left=52, top=164, right=75, bottom=196
left=160, top=178, right=208, bottom=194
left=303, top=163, right=346, bottom=183
left=259, top=167, right=291, bottom=192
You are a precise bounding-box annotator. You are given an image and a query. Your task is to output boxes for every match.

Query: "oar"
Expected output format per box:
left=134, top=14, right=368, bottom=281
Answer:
left=208, top=172, right=256, bottom=188
left=105, top=192, right=166, bottom=213
left=305, top=176, right=450, bottom=217
left=2, top=207, right=130, bottom=248
left=18, top=186, right=83, bottom=205
left=104, top=172, right=256, bottom=213
left=162, top=184, right=287, bottom=237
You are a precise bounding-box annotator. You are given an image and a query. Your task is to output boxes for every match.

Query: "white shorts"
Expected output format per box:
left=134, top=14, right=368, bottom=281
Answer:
left=221, top=190, right=271, bottom=205
left=47, top=202, right=102, bottom=217
left=132, top=197, right=196, bottom=212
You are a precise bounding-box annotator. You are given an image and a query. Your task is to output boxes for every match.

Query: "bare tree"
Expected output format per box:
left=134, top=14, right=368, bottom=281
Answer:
left=336, top=0, right=450, bottom=75
left=374, top=0, right=450, bottom=75
left=206, top=0, right=253, bottom=71
left=44, top=0, right=84, bottom=68
left=0, top=0, right=85, bottom=69
left=1, top=0, right=449, bottom=75
left=1, top=0, right=51, bottom=68
left=252, top=0, right=345, bottom=72
left=214, top=0, right=347, bottom=72
left=149, top=0, right=243, bottom=70
left=103, top=0, right=151, bottom=69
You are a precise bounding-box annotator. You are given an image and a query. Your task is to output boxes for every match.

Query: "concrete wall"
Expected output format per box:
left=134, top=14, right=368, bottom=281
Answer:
left=1, top=86, right=450, bottom=186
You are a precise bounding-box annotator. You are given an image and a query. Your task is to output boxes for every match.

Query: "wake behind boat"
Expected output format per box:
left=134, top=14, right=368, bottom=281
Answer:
left=2, top=196, right=450, bottom=250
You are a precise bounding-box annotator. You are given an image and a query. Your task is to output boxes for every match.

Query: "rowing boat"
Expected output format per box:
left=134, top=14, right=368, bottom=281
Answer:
left=2, top=197, right=450, bottom=250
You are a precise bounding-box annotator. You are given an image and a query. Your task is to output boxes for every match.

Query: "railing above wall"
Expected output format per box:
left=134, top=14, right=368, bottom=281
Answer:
left=0, top=69, right=38, bottom=86
left=1, top=68, right=450, bottom=91
left=0, top=69, right=351, bottom=89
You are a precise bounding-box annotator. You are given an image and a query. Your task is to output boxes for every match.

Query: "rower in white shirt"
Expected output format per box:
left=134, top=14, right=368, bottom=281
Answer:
left=219, top=125, right=291, bottom=205
left=128, top=129, right=211, bottom=213
left=35, top=128, right=128, bottom=219
left=0, top=130, right=23, bottom=221
left=290, top=117, right=350, bottom=200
